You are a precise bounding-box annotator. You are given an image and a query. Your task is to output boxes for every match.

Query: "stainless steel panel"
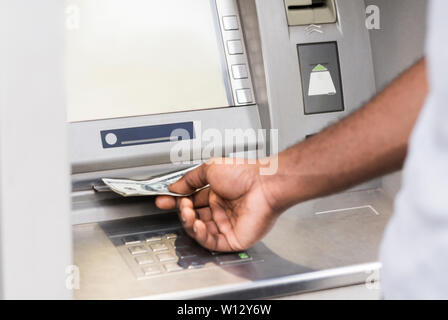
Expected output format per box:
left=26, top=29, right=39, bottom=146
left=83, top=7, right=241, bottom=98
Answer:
left=254, top=0, right=380, bottom=192
left=255, top=0, right=376, bottom=148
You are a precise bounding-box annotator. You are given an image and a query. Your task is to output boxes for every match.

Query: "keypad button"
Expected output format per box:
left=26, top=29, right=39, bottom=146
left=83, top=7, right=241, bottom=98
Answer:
left=168, top=239, right=176, bottom=247
left=135, top=255, right=155, bottom=265
left=146, top=235, right=162, bottom=243
left=165, top=233, right=178, bottom=240
left=157, top=252, right=177, bottom=262
left=176, top=248, right=198, bottom=259
left=217, top=252, right=252, bottom=265
left=128, top=246, right=147, bottom=255
left=178, top=259, right=205, bottom=270
left=150, top=243, right=169, bottom=252
left=172, top=236, right=195, bottom=248
left=142, top=266, right=162, bottom=276
left=164, top=263, right=183, bottom=273
left=123, top=236, right=141, bottom=246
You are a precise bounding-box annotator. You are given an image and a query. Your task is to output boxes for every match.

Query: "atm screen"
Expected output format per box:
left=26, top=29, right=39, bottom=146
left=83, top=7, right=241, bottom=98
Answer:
left=65, top=0, right=231, bottom=122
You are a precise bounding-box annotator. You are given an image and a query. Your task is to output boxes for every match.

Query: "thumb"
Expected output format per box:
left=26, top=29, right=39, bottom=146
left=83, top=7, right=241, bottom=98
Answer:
left=169, top=163, right=209, bottom=195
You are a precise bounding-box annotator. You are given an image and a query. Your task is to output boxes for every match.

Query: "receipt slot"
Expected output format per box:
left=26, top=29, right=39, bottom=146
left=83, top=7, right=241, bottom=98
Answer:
left=284, top=0, right=337, bottom=26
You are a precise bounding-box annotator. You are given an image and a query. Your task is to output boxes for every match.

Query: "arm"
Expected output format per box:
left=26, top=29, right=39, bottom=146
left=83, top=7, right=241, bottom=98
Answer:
left=156, top=58, right=428, bottom=252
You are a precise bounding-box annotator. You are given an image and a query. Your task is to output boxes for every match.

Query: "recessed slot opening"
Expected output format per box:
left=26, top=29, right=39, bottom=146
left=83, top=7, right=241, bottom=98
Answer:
left=288, top=0, right=327, bottom=10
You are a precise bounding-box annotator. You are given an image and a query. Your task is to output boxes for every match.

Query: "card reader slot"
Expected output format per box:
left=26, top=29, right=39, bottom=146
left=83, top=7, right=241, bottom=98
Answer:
left=285, top=0, right=337, bottom=26
left=121, top=136, right=179, bottom=146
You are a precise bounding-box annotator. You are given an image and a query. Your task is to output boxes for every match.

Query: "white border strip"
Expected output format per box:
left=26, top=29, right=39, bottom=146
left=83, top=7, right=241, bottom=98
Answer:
left=315, top=205, right=380, bottom=216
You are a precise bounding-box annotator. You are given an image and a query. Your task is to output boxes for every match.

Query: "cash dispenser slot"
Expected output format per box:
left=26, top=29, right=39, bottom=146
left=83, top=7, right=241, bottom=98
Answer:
left=285, top=0, right=337, bottom=26
left=287, top=0, right=327, bottom=10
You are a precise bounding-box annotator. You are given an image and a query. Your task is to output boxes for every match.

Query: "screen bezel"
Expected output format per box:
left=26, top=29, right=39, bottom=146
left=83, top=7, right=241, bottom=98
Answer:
left=68, top=0, right=258, bottom=174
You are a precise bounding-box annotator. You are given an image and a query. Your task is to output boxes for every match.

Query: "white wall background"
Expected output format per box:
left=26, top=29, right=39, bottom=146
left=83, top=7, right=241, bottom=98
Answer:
left=366, top=0, right=428, bottom=199
left=0, top=0, right=72, bottom=299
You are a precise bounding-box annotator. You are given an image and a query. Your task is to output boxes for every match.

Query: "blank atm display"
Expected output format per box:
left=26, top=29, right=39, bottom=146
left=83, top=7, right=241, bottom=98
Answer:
left=66, top=0, right=231, bottom=122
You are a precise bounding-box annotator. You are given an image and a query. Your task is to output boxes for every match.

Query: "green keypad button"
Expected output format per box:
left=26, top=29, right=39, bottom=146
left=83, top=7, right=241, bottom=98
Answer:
left=239, top=253, right=249, bottom=259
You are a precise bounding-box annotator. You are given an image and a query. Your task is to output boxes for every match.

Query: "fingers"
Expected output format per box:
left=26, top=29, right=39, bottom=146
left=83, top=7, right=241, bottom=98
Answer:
left=155, top=195, right=177, bottom=210
left=191, top=188, right=210, bottom=208
left=193, top=220, right=214, bottom=248
left=196, top=207, right=212, bottom=222
left=155, top=188, right=210, bottom=211
left=169, top=163, right=209, bottom=195
left=179, top=202, right=196, bottom=238
left=177, top=195, right=234, bottom=252
left=177, top=195, right=212, bottom=228
left=204, top=220, right=219, bottom=235
left=209, top=193, right=233, bottom=234
left=194, top=220, right=232, bottom=251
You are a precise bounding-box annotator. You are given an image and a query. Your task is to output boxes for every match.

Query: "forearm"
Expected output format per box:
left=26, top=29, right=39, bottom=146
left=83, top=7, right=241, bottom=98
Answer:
left=263, top=58, right=428, bottom=212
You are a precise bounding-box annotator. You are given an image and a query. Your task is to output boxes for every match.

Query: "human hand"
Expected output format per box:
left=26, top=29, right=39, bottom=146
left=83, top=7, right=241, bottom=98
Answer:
left=155, top=159, right=279, bottom=252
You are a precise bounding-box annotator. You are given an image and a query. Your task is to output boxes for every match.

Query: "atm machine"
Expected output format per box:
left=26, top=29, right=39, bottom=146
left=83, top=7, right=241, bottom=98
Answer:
left=62, top=0, right=426, bottom=299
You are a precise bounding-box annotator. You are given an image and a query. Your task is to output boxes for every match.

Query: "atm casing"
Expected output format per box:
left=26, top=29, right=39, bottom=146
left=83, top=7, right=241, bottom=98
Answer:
left=70, top=0, right=420, bottom=299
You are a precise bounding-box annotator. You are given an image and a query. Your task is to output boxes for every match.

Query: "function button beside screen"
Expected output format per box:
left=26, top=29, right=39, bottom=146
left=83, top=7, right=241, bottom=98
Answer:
left=135, top=255, right=155, bottom=265
left=223, top=15, right=239, bottom=30
left=227, top=40, right=244, bottom=55
left=231, top=64, right=249, bottom=79
left=236, top=89, right=253, bottom=104
left=128, top=246, right=147, bottom=255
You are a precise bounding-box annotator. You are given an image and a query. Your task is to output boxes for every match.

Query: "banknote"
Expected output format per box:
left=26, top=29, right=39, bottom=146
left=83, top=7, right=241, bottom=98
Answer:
left=102, top=164, right=205, bottom=197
